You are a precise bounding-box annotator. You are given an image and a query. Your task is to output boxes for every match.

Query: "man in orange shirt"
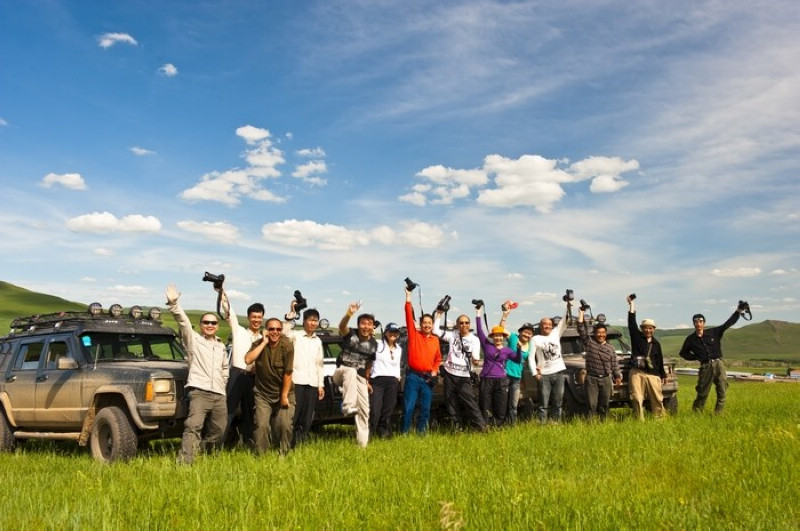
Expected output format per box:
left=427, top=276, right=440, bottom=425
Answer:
left=402, top=287, right=442, bottom=434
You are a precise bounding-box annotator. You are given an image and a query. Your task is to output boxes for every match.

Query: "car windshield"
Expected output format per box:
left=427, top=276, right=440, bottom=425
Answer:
left=81, top=332, right=187, bottom=361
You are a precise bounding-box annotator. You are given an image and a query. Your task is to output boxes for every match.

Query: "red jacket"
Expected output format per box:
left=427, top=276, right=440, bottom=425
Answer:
left=404, top=302, right=441, bottom=373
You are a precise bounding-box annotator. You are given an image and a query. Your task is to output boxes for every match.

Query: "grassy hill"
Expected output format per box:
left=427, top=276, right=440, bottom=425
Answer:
left=0, top=281, right=236, bottom=340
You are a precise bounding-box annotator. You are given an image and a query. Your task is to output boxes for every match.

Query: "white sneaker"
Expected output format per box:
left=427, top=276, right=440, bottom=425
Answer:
left=342, top=406, right=358, bottom=417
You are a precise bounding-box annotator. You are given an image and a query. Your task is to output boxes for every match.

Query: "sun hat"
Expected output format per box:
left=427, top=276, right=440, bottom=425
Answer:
left=640, top=318, right=656, bottom=329
left=490, top=326, right=509, bottom=337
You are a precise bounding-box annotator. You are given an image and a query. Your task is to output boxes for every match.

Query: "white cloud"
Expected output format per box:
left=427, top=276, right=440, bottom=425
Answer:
left=93, top=248, right=115, bottom=256
left=40, top=172, right=87, bottom=190
left=0, top=117, right=7, bottom=126
left=711, top=267, right=762, bottom=278
left=177, top=220, right=240, bottom=243
left=236, top=125, right=271, bottom=145
left=180, top=126, right=287, bottom=205
left=97, top=32, right=137, bottom=48
left=292, top=160, right=327, bottom=185
left=130, top=146, right=156, bottom=156
left=158, top=63, right=178, bottom=77
left=398, top=191, right=427, bottom=206
left=67, top=212, right=161, bottom=233
left=108, top=284, right=148, bottom=295
left=261, top=219, right=445, bottom=250
left=296, top=147, right=326, bottom=158
left=569, top=156, right=638, bottom=193
left=81, top=277, right=97, bottom=282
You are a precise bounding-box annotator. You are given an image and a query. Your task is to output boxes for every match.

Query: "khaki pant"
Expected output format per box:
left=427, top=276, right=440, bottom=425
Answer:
left=629, top=368, right=664, bottom=419
left=333, top=367, right=370, bottom=447
left=254, top=390, right=295, bottom=456
left=178, top=388, right=227, bottom=465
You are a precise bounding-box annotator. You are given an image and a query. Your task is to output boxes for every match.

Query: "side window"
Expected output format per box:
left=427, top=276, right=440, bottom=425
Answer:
left=45, top=341, right=70, bottom=369
left=14, top=342, right=45, bottom=370
left=324, top=341, right=342, bottom=360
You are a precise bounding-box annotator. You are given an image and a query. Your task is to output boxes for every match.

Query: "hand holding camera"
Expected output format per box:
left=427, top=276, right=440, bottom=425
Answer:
left=436, top=295, right=451, bottom=313
left=737, top=300, right=753, bottom=320
left=293, top=290, right=308, bottom=312
left=202, top=271, right=225, bottom=290
left=501, top=300, right=518, bottom=312
left=579, top=299, right=591, bottom=312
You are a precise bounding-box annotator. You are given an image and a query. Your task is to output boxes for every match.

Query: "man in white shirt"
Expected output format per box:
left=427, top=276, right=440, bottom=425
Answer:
left=434, top=311, right=486, bottom=432
left=283, top=302, right=324, bottom=447
left=529, top=304, right=569, bottom=423
left=219, top=290, right=263, bottom=448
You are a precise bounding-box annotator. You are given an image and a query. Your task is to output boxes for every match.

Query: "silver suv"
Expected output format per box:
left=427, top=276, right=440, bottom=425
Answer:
left=0, top=304, right=189, bottom=462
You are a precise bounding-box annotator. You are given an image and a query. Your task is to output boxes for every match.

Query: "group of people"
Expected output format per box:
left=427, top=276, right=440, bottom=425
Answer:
left=165, top=282, right=747, bottom=464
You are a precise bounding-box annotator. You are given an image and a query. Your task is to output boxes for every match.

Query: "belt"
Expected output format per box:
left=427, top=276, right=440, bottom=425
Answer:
left=701, top=359, right=722, bottom=365
left=589, top=373, right=610, bottom=378
left=232, top=367, right=255, bottom=376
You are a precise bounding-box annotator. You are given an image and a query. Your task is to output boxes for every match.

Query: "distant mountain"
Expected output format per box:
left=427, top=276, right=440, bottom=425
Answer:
left=0, top=281, right=235, bottom=338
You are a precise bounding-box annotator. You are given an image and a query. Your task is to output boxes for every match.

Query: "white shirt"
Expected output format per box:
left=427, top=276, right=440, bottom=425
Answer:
left=371, top=340, right=402, bottom=379
left=530, top=316, right=567, bottom=375
left=222, top=293, right=259, bottom=371
left=283, top=322, right=324, bottom=388
left=434, top=316, right=481, bottom=378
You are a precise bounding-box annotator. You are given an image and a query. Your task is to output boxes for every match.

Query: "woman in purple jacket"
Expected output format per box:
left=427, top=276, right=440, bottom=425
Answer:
left=475, top=303, right=520, bottom=426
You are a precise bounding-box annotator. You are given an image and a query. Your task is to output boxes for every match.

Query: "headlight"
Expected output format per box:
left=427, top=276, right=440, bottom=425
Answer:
left=145, top=378, right=175, bottom=401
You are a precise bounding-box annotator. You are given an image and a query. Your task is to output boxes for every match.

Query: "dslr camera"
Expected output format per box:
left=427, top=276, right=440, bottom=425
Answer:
left=737, top=300, right=752, bottom=320
left=436, top=295, right=451, bottom=313
left=293, top=290, right=308, bottom=312
left=562, top=289, right=574, bottom=303
left=202, top=271, right=225, bottom=290
left=471, top=298, right=484, bottom=309
left=628, top=293, right=637, bottom=301
left=404, top=277, right=418, bottom=291
left=579, top=299, right=591, bottom=312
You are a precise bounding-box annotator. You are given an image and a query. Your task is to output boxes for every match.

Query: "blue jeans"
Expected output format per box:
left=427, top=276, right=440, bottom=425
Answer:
left=537, top=371, right=565, bottom=423
left=507, top=376, right=521, bottom=424
left=402, top=371, right=433, bottom=433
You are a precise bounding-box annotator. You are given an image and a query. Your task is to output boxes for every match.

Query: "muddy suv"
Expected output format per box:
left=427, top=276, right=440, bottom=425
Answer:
left=517, top=313, right=679, bottom=418
left=0, top=303, right=189, bottom=462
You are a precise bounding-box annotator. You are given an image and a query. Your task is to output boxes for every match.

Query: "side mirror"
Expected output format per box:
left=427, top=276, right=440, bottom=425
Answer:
left=57, top=357, right=79, bottom=370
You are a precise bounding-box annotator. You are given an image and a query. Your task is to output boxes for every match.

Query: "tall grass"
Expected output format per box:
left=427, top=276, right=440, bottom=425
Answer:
left=1, top=377, right=798, bottom=529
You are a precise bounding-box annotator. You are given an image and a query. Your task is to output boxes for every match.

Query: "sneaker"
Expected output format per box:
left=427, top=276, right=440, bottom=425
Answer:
left=341, top=405, right=358, bottom=417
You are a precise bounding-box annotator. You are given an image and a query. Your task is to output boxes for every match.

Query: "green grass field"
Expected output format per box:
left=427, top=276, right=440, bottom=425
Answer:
left=2, top=376, right=798, bottom=528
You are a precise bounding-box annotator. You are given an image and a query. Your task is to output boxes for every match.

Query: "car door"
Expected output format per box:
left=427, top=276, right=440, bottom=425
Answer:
left=34, top=336, right=85, bottom=428
left=4, top=339, right=46, bottom=427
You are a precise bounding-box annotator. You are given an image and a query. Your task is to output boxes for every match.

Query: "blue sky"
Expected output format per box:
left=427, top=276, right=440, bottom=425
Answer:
left=1, top=0, right=798, bottom=332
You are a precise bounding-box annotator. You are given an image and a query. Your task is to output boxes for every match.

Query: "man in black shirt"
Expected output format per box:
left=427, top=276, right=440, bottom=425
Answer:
left=679, top=303, right=746, bottom=414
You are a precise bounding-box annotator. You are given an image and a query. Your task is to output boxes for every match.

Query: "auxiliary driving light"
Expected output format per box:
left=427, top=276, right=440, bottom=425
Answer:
left=88, top=302, right=103, bottom=316
left=129, top=305, right=143, bottom=319
left=109, top=304, right=123, bottom=318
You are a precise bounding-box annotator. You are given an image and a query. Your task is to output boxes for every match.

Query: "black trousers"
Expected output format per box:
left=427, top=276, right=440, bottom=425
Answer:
left=369, top=376, right=400, bottom=437
left=480, top=376, right=509, bottom=426
left=443, top=371, right=486, bottom=430
left=292, top=384, right=319, bottom=446
left=225, top=368, right=255, bottom=446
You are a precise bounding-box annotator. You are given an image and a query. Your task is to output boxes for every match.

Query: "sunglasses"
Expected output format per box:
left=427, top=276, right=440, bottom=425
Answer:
left=201, top=320, right=218, bottom=326
left=457, top=321, right=470, bottom=325
left=266, top=327, right=282, bottom=332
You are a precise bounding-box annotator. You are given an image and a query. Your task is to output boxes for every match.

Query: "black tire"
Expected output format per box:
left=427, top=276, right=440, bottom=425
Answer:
left=663, top=393, right=678, bottom=415
left=0, top=411, right=14, bottom=452
left=90, top=406, right=137, bottom=463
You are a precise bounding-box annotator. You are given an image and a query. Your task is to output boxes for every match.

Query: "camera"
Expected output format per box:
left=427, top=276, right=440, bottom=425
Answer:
left=737, top=300, right=752, bottom=320
left=436, top=295, right=451, bottom=313
left=471, top=298, right=484, bottom=309
left=629, top=293, right=637, bottom=300
left=202, top=271, right=225, bottom=290
left=404, top=277, right=418, bottom=291
left=501, top=301, right=519, bottom=311
left=562, top=289, right=574, bottom=303
left=579, top=299, right=591, bottom=312
left=293, top=290, right=308, bottom=312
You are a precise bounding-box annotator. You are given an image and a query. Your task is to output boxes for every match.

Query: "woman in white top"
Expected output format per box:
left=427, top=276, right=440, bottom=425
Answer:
left=369, top=322, right=403, bottom=438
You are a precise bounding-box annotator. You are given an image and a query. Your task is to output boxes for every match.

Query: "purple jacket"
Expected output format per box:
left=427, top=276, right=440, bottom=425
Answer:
left=476, top=318, right=519, bottom=379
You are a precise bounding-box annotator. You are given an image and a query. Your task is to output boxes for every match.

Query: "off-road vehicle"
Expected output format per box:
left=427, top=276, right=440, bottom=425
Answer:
left=0, top=303, right=189, bottom=462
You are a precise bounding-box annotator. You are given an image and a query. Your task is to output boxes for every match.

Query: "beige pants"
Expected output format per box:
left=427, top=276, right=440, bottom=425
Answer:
left=629, top=368, right=664, bottom=419
left=333, top=366, right=370, bottom=447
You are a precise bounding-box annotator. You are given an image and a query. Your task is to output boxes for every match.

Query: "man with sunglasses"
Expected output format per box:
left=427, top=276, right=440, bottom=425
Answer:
left=679, top=303, right=746, bottom=414
left=433, top=311, right=486, bottom=432
left=166, top=283, right=229, bottom=465
left=246, top=317, right=295, bottom=455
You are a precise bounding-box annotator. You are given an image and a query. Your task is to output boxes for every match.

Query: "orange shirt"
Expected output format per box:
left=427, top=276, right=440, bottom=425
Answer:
left=404, top=302, right=441, bottom=373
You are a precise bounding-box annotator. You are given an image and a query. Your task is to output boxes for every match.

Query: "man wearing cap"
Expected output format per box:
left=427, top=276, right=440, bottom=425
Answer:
left=529, top=302, right=570, bottom=423
left=166, top=284, right=229, bottom=465
left=679, top=303, right=746, bottom=414
left=578, top=306, right=622, bottom=420
left=282, top=301, right=324, bottom=447
left=500, top=303, right=532, bottom=425
left=475, top=303, right=520, bottom=426
left=336, top=301, right=378, bottom=447
left=433, top=311, right=486, bottom=431
left=369, top=322, right=402, bottom=438
left=626, top=295, right=667, bottom=419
